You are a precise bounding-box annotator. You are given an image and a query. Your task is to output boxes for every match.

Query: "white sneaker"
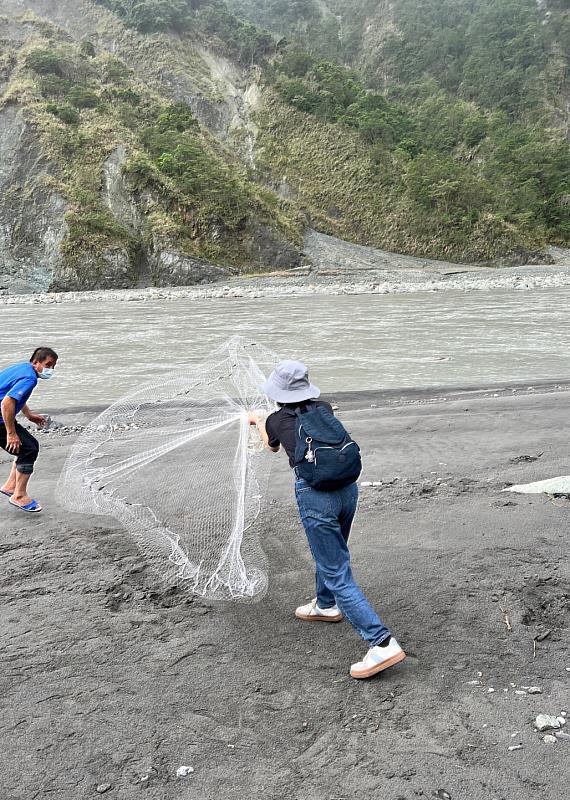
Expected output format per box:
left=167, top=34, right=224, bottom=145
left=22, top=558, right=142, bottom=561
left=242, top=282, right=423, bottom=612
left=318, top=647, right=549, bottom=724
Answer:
left=350, top=638, right=406, bottom=679
left=295, top=598, right=343, bottom=623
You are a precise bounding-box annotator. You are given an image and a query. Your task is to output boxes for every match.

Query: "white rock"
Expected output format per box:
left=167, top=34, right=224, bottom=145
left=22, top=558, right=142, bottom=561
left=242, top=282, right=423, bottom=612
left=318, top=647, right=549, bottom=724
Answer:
left=96, top=785, right=112, bottom=795
left=487, top=688, right=495, bottom=693
left=527, top=686, right=543, bottom=694
left=556, top=716, right=566, bottom=726
left=515, top=690, right=527, bottom=695
left=543, top=734, right=557, bottom=744
left=508, top=744, right=523, bottom=751
left=534, top=714, right=561, bottom=732
left=176, top=766, right=194, bottom=777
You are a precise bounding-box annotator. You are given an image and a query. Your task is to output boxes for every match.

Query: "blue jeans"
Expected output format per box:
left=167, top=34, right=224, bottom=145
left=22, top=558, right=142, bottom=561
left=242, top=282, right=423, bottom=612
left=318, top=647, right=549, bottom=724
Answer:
left=295, top=477, right=391, bottom=648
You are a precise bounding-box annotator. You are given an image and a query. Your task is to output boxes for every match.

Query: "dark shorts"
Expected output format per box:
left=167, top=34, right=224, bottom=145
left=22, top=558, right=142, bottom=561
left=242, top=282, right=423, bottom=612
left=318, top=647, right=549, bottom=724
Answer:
left=0, top=422, right=39, bottom=474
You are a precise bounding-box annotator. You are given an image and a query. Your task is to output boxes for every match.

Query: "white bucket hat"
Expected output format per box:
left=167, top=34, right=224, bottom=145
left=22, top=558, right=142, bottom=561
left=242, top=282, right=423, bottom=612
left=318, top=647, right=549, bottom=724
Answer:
left=261, top=360, right=320, bottom=403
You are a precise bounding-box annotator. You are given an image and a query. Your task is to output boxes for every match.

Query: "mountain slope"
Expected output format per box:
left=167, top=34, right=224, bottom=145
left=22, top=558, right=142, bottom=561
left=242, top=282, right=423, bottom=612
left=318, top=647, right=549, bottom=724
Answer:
left=0, top=0, right=302, bottom=291
left=0, top=0, right=568, bottom=292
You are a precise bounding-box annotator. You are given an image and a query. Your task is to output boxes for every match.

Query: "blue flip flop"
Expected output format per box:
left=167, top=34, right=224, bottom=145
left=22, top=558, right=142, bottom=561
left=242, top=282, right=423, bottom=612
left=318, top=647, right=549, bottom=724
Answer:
left=9, top=498, right=42, bottom=513
left=0, top=489, right=13, bottom=497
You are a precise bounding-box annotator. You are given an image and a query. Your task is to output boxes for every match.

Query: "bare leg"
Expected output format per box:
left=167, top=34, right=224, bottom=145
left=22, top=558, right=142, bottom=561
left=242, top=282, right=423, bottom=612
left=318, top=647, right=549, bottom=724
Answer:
left=11, top=471, right=40, bottom=509
left=1, top=462, right=17, bottom=494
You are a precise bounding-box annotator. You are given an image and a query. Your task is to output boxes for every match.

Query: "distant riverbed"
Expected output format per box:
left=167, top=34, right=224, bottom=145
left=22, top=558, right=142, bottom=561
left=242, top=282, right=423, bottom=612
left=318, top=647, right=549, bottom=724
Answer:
left=1, top=286, right=570, bottom=410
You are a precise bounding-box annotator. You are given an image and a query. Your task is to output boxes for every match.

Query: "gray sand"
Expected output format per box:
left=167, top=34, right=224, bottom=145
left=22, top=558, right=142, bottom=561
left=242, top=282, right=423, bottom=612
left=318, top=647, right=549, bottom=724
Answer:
left=1, top=383, right=569, bottom=799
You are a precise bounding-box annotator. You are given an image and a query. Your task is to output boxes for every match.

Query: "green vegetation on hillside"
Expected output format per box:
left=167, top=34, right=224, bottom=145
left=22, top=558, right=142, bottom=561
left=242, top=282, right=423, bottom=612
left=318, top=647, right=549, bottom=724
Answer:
left=3, top=26, right=301, bottom=281
left=224, top=1, right=570, bottom=255
left=229, top=1, right=568, bottom=121
left=93, top=0, right=276, bottom=64
left=5, top=0, right=567, bottom=274
left=265, top=44, right=569, bottom=252
left=379, top=0, right=564, bottom=120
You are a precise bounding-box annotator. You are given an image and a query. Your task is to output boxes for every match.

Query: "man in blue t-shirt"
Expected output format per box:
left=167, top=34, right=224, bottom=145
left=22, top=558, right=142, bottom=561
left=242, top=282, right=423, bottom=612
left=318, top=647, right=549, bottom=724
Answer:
left=0, top=347, right=58, bottom=513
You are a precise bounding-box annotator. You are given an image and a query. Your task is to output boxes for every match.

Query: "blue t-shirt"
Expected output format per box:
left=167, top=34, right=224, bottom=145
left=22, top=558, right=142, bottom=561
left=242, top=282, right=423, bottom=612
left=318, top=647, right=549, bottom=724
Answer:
left=0, top=362, right=38, bottom=423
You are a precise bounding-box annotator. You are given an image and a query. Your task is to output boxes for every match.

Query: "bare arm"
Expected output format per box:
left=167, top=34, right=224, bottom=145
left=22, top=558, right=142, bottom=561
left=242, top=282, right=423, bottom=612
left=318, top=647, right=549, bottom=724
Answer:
left=22, top=403, right=47, bottom=427
left=1, top=396, right=21, bottom=453
left=248, top=412, right=280, bottom=453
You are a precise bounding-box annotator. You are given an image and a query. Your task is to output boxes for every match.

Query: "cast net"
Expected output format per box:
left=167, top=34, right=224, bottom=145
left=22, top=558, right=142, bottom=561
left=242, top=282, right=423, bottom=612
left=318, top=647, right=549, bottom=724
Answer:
left=56, top=337, right=277, bottom=600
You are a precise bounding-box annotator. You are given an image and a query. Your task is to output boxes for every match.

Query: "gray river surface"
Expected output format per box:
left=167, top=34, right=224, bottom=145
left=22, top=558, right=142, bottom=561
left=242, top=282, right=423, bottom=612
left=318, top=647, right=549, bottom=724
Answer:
left=1, top=287, right=569, bottom=410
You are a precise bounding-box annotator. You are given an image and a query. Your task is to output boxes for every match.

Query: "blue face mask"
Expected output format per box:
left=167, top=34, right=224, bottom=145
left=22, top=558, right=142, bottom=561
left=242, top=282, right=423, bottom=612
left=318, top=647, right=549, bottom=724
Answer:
left=38, top=367, right=55, bottom=381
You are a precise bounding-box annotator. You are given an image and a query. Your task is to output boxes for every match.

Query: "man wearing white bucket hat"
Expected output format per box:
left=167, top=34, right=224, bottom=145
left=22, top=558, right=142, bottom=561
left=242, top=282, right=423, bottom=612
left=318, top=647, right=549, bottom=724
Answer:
left=250, top=360, right=406, bottom=680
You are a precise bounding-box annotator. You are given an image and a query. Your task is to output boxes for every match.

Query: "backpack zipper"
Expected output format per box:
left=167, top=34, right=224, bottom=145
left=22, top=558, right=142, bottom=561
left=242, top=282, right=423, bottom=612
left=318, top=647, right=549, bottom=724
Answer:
left=313, top=441, right=357, bottom=465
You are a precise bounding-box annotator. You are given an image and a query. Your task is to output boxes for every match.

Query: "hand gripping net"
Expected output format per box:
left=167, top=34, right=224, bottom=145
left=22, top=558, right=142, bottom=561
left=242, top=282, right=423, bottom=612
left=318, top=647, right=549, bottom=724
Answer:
left=57, top=337, right=277, bottom=600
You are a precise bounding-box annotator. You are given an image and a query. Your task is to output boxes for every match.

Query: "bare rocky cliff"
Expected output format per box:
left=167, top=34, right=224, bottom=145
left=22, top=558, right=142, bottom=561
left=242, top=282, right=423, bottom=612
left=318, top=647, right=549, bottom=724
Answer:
left=0, top=103, right=68, bottom=292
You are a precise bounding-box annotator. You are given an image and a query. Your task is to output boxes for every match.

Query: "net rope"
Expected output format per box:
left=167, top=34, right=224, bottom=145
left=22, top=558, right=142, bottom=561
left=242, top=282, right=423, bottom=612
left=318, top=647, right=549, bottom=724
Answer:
left=57, top=337, right=277, bottom=600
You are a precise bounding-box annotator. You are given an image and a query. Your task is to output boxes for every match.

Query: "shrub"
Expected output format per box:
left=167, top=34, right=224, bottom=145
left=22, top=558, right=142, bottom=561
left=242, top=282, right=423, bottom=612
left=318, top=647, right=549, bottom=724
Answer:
left=46, top=103, right=80, bottom=125
left=104, top=87, right=141, bottom=106
left=80, top=41, right=96, bottom=58
left=156, top=102, right=198, bottom=133
left=68, top=86, right=100, bottom=109
left=26, top=49, right=67, bottom=77
left=39, top=75, right=72, bottom=98
left=103, top=59, right=132, bottom=84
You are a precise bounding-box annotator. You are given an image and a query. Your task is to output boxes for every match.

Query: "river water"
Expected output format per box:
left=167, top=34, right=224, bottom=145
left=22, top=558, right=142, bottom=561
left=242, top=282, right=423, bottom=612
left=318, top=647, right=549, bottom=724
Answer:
left=1, top=287, right=569, bottom=410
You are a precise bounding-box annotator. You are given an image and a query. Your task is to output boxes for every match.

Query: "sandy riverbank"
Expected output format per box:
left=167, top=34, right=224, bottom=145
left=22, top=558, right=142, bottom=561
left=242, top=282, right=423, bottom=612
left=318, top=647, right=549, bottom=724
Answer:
left=1, top=384, right=569, bottom=799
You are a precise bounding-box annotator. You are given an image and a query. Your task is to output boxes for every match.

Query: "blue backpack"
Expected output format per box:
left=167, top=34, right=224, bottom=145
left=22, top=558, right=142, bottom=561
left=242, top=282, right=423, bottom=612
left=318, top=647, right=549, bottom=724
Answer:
left=294, top=404, right=362, bottom=491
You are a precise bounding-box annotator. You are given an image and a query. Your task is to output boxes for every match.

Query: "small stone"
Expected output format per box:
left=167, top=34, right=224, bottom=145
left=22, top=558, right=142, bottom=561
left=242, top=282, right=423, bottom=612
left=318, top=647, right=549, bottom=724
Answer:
left=508, top=744, right=523, bottom=751
left=527, top=687, right=543, bottom=694
left=561, top=711, right=567, bottom=717
left=487, top=688, right=495, bottom=693
left=96, top=785, right=112, bottom=795
left=534, top=714, right=561, bottom=732
left=543, top=734, right=557, bottom=744
left=556, top=716, right=566, bottom=726
left=176, top=766, right=194, bottom=777
left=515, top=690, right=527, bottom=695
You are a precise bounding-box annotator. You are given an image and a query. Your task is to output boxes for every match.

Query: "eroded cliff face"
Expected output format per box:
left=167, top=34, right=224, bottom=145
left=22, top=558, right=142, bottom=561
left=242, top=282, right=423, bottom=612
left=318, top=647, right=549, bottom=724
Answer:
left=0, top=104, right=68, bottom=292
left=0, top=1, right=302, bottom=292
left=0, top=107, right=236, bottom=292
left=1, top=0, right=265, bottom=142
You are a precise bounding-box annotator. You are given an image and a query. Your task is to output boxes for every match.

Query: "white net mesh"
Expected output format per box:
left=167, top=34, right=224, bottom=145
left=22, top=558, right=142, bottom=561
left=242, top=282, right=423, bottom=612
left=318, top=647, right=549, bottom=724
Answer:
left=56, top=337, right=277, bottom=600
